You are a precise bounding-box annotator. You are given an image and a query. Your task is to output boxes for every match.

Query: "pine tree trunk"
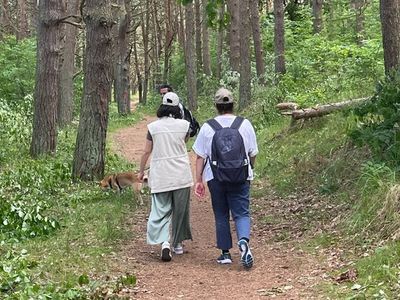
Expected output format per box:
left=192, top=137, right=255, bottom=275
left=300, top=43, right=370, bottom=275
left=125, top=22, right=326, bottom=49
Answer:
left=250, top=0, right=265, bottom=82
left=58, top=0, right=80, bottom=127
left=17, top=0, right=29, bottom=40
left=380, top=0, right=400, bottom=74
left=72, top=0, right=113, bottom=181
left=185, top=3, right=197, bottom=111
left=227, top=0, right=240, bottom=72
left=114, top=0, right=131, bottom=115
left=133, top=29, right=143, bottom=103
left=163, top=0, right=174, bottom=82
left=312, top=0, right=323, bottom=34
left=274, top=0, right=286, bottom=75
left=195, top=0, right=202, bottom=72
left=1, top=0, right=13, bottom=36
left=239, top=0, right=251, bottom=109
left=201, top=0, right=211, bottom=76
left=351, top=0, right=365, bottom=44
left=178, top=3, right=186, bottom=52
left=30, top=0, right=64, bottom=157
left=140, top=2, right=150, bottom=104
left=216, top=4, right=225, bottom=79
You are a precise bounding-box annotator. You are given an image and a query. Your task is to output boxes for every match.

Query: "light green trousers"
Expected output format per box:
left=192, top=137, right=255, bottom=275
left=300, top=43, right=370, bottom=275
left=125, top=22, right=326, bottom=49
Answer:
left=147, top=187, right=192, bottom=247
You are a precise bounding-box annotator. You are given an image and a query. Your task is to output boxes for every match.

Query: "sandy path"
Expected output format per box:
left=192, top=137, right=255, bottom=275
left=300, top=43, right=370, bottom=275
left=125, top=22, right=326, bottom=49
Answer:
left=109, top=116, right=327, bottom=299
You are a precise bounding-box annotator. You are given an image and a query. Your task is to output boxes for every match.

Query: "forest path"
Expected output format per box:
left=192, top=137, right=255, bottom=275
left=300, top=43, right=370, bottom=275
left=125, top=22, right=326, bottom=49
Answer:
left=109, top=115, right=328, bottom=299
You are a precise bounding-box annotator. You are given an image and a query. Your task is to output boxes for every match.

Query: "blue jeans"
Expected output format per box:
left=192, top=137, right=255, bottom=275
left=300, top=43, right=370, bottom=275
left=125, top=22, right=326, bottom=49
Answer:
left=207, top=179, right=251, bottom=250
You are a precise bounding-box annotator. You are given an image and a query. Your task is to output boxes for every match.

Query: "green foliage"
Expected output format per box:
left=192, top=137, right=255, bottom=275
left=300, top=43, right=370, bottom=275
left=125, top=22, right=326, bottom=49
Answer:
left=350, top=73, right=400, bottom=168
left=0, top=97, right=32, bottom=165
left=0, top=37, right=36, bottom=111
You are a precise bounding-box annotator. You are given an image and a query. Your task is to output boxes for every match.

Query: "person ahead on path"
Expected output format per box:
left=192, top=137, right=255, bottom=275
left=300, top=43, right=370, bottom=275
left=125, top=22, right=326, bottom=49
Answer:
left=192, top=88, right=258, bottom=269
left=138, top=92, right=193, bottom=262
left=159, top=84, right=200, bottom=138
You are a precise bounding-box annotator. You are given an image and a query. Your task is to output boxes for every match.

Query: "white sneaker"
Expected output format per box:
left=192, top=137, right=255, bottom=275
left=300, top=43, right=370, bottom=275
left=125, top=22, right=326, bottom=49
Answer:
left=161, top=241, right=172, bottom=262
left=173, top=243, right=184, bottom=255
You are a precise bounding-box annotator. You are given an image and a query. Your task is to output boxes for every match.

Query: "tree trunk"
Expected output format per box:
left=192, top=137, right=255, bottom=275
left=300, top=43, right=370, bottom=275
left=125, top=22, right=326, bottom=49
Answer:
left=351, top=0, right=365, bottom=44
left=227, top=0, right=240, bottom=72
left=1, top=0, right=13, bottom=36
left=30, top=0, right=64, bottom=157
left=216, top=4, right=225, bottom=79
left=178, top=3, right=185, bottom=52
left=163, top=0, right=174, bottom=82
left=114, top=0, right=131, bottom=115
left=195, top=0, right=202, bottom=72
left=151, top=0, right=161, bottom=87
left=312, top=0, right=323, bottom=34
left=274, top=0, right=286, bottom=75
left=184, top=3, right=197, bottom=111
left=72, top=0, right=113, bottom=181
left=250, top=0, right=265, bottom=82
left=239, top=0, right=251, bottom=109
left=133, top=29, right=143, bottom=103
left=201, top=0, right=211, bottom=76
left=17, top=0, right=29, bottom=40
left=140, top=1, right=149, bottom=104
left=58, top=0, right=80, bottom=127
left=380, top=0, right=400, bottom=74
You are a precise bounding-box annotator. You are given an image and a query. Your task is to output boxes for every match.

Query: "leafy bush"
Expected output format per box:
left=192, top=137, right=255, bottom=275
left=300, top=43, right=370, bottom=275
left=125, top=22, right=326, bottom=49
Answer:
left=0, top=96, right=32, bottom=164
left=0, top=37, right=36, bottom=111
left=350, top=73, right=400, bottom=168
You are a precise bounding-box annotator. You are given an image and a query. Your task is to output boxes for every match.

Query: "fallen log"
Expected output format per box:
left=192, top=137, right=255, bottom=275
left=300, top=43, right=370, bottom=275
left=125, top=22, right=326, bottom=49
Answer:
left=277, top=97, right=370, bottom=120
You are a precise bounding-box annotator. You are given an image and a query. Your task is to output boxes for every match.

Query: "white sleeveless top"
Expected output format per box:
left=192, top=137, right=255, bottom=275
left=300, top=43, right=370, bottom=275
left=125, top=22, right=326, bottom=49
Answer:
left=147, top=117, right=193, bottom=193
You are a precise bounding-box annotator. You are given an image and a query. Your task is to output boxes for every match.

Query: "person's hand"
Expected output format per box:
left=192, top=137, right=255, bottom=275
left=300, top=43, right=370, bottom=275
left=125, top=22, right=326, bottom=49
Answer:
left=137, top=171, right=144, bottom=182
left=194, top=182, right=206, bottom=199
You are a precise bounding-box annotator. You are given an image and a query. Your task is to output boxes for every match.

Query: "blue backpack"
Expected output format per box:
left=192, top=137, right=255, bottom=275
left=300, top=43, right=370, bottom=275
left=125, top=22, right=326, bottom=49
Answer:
left=207, top=117, right=249, bottom=183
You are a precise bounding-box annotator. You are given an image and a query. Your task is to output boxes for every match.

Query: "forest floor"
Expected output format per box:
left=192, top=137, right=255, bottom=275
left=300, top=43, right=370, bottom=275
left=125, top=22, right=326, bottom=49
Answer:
left=107, top=115, right=336, bottom=299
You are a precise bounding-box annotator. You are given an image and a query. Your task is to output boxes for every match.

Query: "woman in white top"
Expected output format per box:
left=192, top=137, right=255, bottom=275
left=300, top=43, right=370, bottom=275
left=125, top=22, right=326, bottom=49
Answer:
left=138, top=92, right=193, bottom=262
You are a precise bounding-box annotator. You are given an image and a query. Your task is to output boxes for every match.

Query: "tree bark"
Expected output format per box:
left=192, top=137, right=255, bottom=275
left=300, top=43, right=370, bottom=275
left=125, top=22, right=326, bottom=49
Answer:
left=215, top=4, right=225, bottom=79
left=178, top=3, right=185, bottom=52
left=58, top=0, right=80, bottom=127
left=351, top=0, right=365, bottom=44
left=140, top=1, right=149, bottom=104
left=30, top=0, right=65, bottom=157
left=133, top=28, right=143, bottom=103
left=380, top=0, right=400, bottom=74
left=312, top=0, right=323, bottom=34
left=151, top=0, right=161, bottom=86
left=163, top=0, right=174, bottom=82
left=114, top=0, right=131, bottom=115
left=274, top=0, right=286, bottom=75
left=17, top=0, right=29, bottom=40
left=1, top=0, right=13, bottom=36
left=201, top=0, right=211, bottom=76
left=239, top=0, right=251, bottom=109
left=195, top=0, right=202, bottom=72
left=227, top=0, right=240, bottom=72
left=184, top=3, right=197, bottom=111
left=250, top=0, right=265, bottom=82
left=72, top=0, right=113, bottom=181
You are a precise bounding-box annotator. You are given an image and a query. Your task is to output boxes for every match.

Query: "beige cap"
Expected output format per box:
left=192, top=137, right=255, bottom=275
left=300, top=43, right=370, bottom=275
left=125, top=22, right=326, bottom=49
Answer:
left=162, top=92, right=180, bottom=106
left=214, top=88, right=234, bottom=104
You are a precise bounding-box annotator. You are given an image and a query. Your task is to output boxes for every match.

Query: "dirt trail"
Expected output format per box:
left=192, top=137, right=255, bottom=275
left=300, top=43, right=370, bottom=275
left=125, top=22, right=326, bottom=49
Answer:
left=109, top=116, right=327, bottom=299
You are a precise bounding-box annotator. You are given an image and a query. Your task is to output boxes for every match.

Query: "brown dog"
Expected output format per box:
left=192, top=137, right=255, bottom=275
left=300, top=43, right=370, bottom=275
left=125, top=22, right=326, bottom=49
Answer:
left=99, top=172, right=147, bottom=205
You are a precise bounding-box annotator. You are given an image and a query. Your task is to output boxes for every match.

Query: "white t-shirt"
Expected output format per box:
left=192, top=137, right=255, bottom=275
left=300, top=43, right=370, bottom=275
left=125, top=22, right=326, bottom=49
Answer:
left=192, top=115, right=259, bottom=182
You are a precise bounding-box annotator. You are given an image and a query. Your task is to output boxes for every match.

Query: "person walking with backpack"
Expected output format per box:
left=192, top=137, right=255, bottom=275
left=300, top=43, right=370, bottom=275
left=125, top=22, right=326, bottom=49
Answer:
left=138, top=92, right=193, bottom=262
left=159, top=84, right=200, bottom=137
left=192, top=88, right=258, bottom=269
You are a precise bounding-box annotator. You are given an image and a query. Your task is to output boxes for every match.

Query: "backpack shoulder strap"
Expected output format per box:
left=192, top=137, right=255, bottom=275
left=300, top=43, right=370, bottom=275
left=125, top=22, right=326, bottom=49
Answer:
left=230, top=116, right=245, bottom=130
left=207, top=118, right=223, bottom=132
